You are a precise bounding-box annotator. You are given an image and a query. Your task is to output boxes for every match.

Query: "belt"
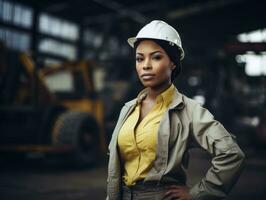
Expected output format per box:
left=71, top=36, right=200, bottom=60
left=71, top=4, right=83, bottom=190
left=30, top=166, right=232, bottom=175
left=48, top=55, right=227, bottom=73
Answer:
left=123, top=179, right=179, bottom=189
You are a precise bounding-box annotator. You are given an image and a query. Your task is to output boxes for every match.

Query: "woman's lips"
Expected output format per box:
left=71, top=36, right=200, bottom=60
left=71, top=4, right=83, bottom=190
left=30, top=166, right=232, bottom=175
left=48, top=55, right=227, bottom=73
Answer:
left=141, top=74, right=155, bottom=80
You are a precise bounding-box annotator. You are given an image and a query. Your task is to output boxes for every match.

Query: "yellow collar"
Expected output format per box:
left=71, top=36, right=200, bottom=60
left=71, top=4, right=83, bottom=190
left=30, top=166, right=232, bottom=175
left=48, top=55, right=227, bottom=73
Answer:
left=136, top=84, right=175, bottom=106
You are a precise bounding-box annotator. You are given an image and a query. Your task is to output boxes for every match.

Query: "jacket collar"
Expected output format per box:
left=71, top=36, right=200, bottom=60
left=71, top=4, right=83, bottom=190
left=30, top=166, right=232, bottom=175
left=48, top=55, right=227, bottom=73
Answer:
left=124, top=85, right=184, bottom=110
left=169, top=87, right=185, bottom=110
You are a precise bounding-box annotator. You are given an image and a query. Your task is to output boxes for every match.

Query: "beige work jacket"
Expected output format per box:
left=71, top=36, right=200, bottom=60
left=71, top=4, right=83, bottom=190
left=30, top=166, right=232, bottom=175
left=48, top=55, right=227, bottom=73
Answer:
left=107, top=87, right=245, bottom=200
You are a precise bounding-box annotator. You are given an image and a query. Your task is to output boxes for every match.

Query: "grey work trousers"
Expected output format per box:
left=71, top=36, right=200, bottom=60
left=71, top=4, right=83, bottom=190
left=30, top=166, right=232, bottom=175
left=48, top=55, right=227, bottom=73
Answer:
left=122, top=184, right=168, bottom=200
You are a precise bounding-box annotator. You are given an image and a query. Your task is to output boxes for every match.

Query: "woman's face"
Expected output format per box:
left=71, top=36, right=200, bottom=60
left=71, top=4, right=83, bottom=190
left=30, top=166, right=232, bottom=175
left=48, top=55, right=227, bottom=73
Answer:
left=135, top=40, right=174, bottom=89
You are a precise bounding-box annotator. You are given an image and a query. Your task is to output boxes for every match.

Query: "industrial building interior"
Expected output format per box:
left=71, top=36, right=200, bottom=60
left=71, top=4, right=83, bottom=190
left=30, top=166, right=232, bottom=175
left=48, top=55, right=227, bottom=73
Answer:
left=0, top=0, right=266, bottom=199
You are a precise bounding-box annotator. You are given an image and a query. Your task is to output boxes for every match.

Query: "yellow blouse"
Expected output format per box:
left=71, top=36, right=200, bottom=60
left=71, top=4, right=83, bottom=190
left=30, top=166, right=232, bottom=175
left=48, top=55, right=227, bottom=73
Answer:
left=118, top=84, right=174, bottom=186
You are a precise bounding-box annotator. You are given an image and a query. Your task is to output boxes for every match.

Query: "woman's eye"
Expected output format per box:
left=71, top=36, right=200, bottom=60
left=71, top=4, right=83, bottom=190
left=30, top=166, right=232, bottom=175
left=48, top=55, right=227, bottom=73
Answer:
left=152, top=55, right=162, bottom=60
left=136, top=57, right=143, bottom=62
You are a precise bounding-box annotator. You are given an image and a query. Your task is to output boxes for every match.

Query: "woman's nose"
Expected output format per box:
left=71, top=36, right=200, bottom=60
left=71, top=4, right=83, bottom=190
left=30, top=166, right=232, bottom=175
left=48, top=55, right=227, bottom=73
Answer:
left=143, top=59, right=152, bottom=70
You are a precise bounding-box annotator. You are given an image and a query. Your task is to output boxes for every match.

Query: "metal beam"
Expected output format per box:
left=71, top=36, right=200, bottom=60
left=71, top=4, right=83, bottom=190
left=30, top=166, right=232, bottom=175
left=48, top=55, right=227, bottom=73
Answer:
left=44, top=2, right=69, bottom=13
left=82, top=2, right=159, bottom=25
left=167, top=0, right=248, bottom=19
left=89, top=0, right=149, bottom=24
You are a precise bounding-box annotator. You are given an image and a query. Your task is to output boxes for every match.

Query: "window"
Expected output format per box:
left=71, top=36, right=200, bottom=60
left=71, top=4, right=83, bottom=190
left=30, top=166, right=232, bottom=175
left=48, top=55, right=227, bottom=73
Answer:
left=83, top=29, right=103, bottom=48
left=0, top=27, right=30, bottom=51
left=236, top=53, right=266, bottom=76
left=39, top=13, right=79, bottom=41
left=38, top=13, right=79, bottom=61
left=0, top=0, right=33, bottom=28
left=44, top=70, right=74, bottom=92
left=236, top=29, right=266, bottom=76
left=38, top=38, right=77, bottom=60
left=0, top=0, right=32, bottom=51
left=238, top=29, right=266, bottom=43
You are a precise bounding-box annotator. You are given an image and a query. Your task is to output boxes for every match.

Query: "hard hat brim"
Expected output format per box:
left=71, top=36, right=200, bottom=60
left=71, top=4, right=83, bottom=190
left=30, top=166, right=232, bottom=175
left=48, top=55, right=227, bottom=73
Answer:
left=127, top=36, right=185, bottom=60
left=127, top=37, right=137, bottom=48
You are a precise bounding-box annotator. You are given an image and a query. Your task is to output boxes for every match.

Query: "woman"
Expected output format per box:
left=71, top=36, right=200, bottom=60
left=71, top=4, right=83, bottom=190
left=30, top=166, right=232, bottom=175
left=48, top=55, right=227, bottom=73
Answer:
left=107, top=20, right=245, bottom=200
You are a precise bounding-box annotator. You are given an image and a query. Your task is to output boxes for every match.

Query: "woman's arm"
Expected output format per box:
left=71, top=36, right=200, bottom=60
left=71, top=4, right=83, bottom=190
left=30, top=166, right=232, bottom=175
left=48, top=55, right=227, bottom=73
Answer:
left=188, top=103, right=245, bottom=200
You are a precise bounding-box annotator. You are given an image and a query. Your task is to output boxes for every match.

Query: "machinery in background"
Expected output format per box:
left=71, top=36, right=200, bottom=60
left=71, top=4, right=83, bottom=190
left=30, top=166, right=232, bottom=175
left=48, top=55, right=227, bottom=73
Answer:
left=0, top=47, right=106, bottom=166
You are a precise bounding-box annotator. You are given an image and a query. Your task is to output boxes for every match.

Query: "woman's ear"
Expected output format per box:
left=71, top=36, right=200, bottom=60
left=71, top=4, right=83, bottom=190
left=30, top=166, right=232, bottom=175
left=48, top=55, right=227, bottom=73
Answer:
left=170, top=62, right=176, bottom=70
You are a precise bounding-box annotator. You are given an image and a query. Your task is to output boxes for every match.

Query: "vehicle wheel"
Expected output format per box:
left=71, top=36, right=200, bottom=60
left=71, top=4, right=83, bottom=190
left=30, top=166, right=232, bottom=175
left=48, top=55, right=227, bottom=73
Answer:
left=53, top=111, right=100, bottom=166
left=41, top=105, right=67, bottom=144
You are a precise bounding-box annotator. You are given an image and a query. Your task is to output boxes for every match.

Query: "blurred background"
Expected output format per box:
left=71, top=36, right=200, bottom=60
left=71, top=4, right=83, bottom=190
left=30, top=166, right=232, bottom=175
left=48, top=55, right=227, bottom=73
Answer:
left=0, top=0, right=266, bottom=199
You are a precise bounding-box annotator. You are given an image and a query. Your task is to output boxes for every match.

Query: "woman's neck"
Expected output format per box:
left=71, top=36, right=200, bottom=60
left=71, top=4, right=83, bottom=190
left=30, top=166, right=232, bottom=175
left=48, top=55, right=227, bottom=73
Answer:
left=146, top=82, right=172, bottom=101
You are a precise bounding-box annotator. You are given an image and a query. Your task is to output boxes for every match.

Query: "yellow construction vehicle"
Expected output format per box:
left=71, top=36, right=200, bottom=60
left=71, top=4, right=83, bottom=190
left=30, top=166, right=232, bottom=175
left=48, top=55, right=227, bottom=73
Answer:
left=0, top=48, right=106, bottom=165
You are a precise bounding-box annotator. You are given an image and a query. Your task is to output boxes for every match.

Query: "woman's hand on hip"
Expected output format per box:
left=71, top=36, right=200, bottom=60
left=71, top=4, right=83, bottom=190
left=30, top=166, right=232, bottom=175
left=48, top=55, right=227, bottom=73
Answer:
left=163, top=185, right=192, bottom=200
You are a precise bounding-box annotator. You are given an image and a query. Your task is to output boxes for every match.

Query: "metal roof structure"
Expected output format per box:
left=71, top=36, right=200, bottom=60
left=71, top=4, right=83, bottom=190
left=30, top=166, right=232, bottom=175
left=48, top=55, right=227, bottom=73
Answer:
left=0, top=0, right=262, bottom=64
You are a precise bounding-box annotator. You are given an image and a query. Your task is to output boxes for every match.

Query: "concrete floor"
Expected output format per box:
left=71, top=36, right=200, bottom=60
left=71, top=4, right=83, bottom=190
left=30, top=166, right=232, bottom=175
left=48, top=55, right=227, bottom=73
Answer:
left=0, top=148, right=266, bottom=200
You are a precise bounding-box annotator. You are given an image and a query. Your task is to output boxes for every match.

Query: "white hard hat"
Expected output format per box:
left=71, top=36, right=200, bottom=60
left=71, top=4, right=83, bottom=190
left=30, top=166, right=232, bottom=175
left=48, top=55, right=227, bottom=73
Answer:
left=128, top=20, right=185, bottom=60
